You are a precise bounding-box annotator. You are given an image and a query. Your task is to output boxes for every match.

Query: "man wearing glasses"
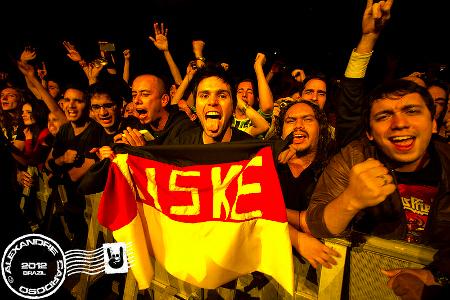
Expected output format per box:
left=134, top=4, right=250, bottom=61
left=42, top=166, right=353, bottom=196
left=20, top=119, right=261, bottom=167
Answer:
left=88, top=80, right=139, bottom=145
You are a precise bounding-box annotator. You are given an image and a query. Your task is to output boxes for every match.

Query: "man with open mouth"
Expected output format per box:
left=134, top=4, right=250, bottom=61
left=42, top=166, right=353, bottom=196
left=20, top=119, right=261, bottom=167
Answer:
left=306, top=79, right=450, bottom=298
left=45, top=83, right=103, bottom=248
left=171, top=64, right=254, bottom=145
left=116, top=73, right=197, bottom=146
left=273, top=100, right=339, bottom=272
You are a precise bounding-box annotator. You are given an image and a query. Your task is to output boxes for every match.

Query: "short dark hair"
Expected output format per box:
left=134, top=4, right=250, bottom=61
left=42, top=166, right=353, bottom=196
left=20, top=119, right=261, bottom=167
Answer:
left=363, top=79, right=435, bottom=133
left=299, top=73, right=328, bottom=94
left=88, top=78, right=128, bottom=108
left=191, top=63, right=237, bottom=110
left=236, top=78, right=259, bottom=108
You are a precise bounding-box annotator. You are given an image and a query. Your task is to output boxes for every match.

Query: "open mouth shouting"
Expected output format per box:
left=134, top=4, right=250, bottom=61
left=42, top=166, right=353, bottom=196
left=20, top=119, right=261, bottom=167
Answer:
left=66, top=109, right=79, bottom=119
left=136, top=108, right=149, bottom=121
left=204, top=111, right=222, bottom=132
left=389, top=135, right=416, bottom=152
left=293, top=130, right=308, bottom=144
left=98, top=114, right=114, bottom=126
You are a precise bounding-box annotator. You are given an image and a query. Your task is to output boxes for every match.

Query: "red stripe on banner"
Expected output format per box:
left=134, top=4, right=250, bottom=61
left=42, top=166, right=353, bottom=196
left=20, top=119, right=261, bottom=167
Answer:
left=98, top=162, right=138, bottom=231
left=126, top=146, right=286, bottom=223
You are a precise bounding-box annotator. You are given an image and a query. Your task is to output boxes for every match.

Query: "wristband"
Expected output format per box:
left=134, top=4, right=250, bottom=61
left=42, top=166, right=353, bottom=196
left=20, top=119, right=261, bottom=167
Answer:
left=196, top=56, right=206, bottom=62
left=79, top=60, right=88, bottom=68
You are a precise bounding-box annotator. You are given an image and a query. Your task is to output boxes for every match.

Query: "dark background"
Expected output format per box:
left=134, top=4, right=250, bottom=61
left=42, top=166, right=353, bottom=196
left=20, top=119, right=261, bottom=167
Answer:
left=1, top=0, right=448, bottom=87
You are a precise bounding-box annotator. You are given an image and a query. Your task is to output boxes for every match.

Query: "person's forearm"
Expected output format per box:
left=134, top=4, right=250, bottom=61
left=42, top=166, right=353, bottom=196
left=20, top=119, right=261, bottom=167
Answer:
left=289, top=224, right=300, bottom=249
left=286, top=209, right=301, bottom=230
left=265, top=70, right=275, bottom=83
left=255, top=65, right=273, bottom=114
left=323, top=190, right=361, bottom=235
left=26, top=73, right=66, bottom=121
left=171, top=74, right=191, bottom=105
left=68, top=158, right=95, bottom=182
left=123, top=60, right=130, bottom=84
left=25, top=76, right=42, bottom=100
left=242, top=105, right=270, bottom=137
left=163, top=50, right=182, bottom=85
left=355, top=33, right=379, bottom=54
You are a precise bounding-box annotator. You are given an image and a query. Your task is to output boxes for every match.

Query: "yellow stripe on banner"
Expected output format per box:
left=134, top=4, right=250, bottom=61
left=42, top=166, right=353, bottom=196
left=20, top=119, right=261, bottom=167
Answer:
left=113, top=214, right=154, bottom=290
left=141, top=204, right=294, bottom=295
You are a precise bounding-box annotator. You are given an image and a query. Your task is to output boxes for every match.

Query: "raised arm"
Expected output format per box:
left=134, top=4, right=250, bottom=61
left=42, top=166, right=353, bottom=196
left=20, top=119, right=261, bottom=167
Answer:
left=149, top=22, right=183, bottom=85
left=122, top=49, right=131, bottom=84
left=336, top=0, right=393, bottom=148
left=17, top=60, right=66, bottom=122
left=192, top=40, right=206, bottom=69
left=356, top=0, right=393, bottom=55
left=19, top=48, right=42, bottom=100
left=236, top=97, right=270, bottom=137
left=254, top=53, right=274, bottom=114
left=171, top=61, right=197, bottom=106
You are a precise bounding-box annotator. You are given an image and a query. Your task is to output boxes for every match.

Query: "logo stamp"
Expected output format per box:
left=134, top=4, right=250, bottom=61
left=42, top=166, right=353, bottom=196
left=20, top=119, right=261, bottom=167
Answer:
left=1, top=234, right=66, bottom=299
left=2, top=234, right=132, bottom=299
left=103, top=243, right=128, bottom=274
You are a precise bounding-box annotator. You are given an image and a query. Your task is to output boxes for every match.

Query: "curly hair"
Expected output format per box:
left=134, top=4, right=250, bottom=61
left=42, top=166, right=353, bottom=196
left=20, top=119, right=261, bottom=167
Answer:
left=275, top=99, right=333, bottom=168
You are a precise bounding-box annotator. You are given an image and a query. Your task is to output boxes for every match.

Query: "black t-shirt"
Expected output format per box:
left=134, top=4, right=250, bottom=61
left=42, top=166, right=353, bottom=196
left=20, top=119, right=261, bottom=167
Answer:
left=119, top=106, right=199, bottom=145
left=395, top=155, right=440, bottom=244
left=52, top=121, right=103, bottom=160
left=277, top=162, right=321, bottom=211
left=149, top=105, right=199, bottom=144
left=96, top=116, right=141, bottom=146
left=171, top=127, right=254, bottom=145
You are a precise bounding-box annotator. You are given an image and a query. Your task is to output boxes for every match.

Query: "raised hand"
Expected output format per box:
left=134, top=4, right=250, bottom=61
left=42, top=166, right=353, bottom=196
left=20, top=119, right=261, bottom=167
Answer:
left=254, top=52, right=267, bottom=70
left=84, top=62, right=104, bottom=85
left=37, top=62, right=47, bottom=80
left=123, top=49, right=131, bottom=60
left=20, top=47, right=37, bottom=62
left=149, top=22, right=169, bottom=51
left=185, top=60, right=198, bottom=78
left=63, top=41, right=83, bottom=62
left=17, top=59, right=35, bottom=77
left=362, top=0, right=394, bottom=35
left=192, top=40, right=206, bottom=67
left=344, top=158, right=396, bottom=211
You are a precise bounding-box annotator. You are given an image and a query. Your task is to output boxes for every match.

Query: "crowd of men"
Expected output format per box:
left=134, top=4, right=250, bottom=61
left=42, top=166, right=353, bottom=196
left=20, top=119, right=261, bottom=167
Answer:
left=1, top=0, right=449, bottom=298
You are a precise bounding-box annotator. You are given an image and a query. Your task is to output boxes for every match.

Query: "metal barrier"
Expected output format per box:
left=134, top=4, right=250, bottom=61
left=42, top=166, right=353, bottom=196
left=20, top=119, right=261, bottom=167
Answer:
left=321, top=234, right=437, bottom=300
left=120, top=234, right=436, bottom=300
left=75, top=192, right=115, bottom=300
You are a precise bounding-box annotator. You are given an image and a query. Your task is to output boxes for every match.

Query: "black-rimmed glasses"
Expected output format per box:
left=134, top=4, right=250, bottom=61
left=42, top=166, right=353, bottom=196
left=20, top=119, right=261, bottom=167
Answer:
left=91, top=103, right=116, bottom=112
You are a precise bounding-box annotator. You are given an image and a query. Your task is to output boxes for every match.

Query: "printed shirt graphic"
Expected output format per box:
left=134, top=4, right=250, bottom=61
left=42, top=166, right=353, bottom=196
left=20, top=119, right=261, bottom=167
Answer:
left=398, top=184, right=437, bottom=244
left=97, top=143, right=294, bottom=295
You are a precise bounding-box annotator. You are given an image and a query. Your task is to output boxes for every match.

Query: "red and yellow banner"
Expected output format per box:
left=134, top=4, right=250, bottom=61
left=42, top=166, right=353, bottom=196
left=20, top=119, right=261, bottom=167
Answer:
left=98, top=144, right=293, bottom=294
